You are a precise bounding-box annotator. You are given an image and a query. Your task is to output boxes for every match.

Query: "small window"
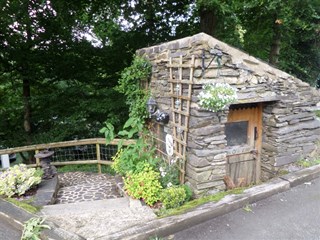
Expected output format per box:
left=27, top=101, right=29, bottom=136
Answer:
left=225, top=121, right=248, bottom=146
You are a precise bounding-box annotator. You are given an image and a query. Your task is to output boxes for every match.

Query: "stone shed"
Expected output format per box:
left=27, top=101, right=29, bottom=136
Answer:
left=138, top=33, right=320, bottom=195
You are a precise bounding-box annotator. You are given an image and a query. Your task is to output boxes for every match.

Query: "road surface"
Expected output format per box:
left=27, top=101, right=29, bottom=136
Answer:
left=171, top=177, right=320, bottom=240
left=0, top=215, right=21, bottom=240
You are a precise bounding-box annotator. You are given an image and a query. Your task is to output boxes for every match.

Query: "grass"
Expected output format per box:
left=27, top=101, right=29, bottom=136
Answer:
left=57, top=164, right=116, bottom=175
left=6, top=197, right=41, bottom=214
left=156, top=188, right=245, bottom=218
left=296, top=159, right=320, bottom=168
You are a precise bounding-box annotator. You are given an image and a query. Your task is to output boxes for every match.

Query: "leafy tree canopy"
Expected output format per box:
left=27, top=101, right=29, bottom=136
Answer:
left=0, top=0, right=319, bottom=148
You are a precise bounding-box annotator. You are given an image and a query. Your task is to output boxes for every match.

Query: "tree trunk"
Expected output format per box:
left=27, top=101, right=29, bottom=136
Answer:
left=200, top=8, right=218, bottom=36
left=23, top=77, right=32, bottom=145
left=23, top=1, right=33, bottom=146
left=269, top=17, right=282, bottom=65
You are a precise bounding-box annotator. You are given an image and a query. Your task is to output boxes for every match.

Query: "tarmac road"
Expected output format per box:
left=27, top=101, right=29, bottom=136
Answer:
left=171, top=177, right=320, bottom=240
left=0, top=214, right=21, bottom=240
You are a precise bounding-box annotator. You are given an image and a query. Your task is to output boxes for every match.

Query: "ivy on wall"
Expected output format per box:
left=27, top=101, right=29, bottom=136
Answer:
left=115, top=55, right=152, bottom=120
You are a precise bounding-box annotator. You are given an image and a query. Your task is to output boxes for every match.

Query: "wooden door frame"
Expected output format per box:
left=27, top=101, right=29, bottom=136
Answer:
left=226, top=103, right=263, bottom=183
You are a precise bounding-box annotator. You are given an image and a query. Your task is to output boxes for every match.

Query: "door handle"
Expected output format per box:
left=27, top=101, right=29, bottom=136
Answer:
left=254, top=127, right=258, bottom=140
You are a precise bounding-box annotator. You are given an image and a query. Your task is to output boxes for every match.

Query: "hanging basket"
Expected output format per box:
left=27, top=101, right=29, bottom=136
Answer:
left=198, top=83, right=237, bottom=112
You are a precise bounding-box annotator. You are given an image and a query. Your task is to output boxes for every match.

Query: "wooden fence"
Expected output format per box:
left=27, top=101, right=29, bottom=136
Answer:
left=0, top=138, right=135, bottom=173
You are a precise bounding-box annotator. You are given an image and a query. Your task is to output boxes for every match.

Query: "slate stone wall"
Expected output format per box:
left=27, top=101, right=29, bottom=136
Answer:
left=138, top=33, right=320, bottom=194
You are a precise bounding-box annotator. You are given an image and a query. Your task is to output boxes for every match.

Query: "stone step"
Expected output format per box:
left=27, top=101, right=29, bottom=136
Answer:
left=41, top=198, right=130, bottom=216
left=39, top=198, right=157, bottom=239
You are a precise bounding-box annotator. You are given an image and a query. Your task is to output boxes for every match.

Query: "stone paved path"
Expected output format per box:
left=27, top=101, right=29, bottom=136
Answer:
left=56, top=172, right=121, bottom=204
left=42, top=172, right=156, bottom=239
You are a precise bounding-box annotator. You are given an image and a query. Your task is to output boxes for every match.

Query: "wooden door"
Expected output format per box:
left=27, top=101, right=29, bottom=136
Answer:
left=226, top=104, right=262, bottom=186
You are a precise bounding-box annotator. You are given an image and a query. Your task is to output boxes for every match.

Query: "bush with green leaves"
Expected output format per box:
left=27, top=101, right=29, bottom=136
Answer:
left=158, top=161, right=180, bottom=188
left=0, top=164, right=43, bottom=198
left=160, top=186, right=187, bottom=209
left=110, top=117, right=158, bottom=176
left=21, top=217, right=50, bottom=240
left=112, top=142, right=159, bottom=176
left=182, top=184, right=193, bottom=202
left=124, top=164, right=162, bottom=206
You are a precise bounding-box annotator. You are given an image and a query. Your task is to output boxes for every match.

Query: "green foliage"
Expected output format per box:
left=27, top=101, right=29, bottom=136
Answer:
left=57, top=164, right=116, bottom=175
left=5, top=198, right=40, bottom=214
left=160, top=186, right=187, bottom=209
left=21, top=217, right=50, bottom=240
left=111, top=117, right=158, bottom=176
left=149, top=237, right=165, bottom=240
left=235, top=0, right=320, bottom=84
left=182, top=184, right=193, bottom=202
left=296, top=159, right=320, bottom=168
left=124, top=164, right=162, bottom=206
left=99, top=122, right=115, bottom=145
left=0, top=0, right=130, bottom=147
left=158, top=161, right=180, bottom=188
left=112, top=140, right=158, bottom=176
left=115, top=55, right=152, bottom=120
left=0, top=0, right=319, bottom=149
left=157, top=188, right=245, bottom=218
left=118, top=116, right=144, bottom=141
left=315, top=110, right=320, bottom=118
left=0, top=164, right=43, bottom=198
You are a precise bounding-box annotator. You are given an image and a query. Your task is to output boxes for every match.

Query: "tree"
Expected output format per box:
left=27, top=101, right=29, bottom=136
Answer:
left=237, top=0, right=320, bottom=84
left=0, top=0, right=128, bottom=147
left=195, top=0, right=320, bottom=84
left=1, top=0, right=318, bottom=149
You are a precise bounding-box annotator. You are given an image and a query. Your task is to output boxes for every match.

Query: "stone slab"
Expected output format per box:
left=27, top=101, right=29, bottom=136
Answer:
left=280, top=164, right=320, bottom=187
left=40, top=197, right=157, bottom=239
left=33, top=175, right=59, bottom=206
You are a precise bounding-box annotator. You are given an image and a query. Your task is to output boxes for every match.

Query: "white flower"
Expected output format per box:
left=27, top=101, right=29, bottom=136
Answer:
left=167, top=182, right=173, bottom=188
left=170, top=158, right=176, bottom=165
left=198, top=83, right=237, bottom=112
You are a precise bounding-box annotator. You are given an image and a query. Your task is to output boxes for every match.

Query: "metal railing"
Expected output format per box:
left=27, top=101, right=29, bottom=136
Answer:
left=0, top=138, right=136, bottom=173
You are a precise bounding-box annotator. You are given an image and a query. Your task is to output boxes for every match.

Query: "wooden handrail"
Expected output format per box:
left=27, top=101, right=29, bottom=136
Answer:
left=0, top=138, right=136, bottom=155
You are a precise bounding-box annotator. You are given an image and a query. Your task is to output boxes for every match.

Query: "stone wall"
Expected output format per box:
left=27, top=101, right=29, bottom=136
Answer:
left=261, top=100, right=320, bottom=179
left=187, top=109, right=228, bottom=195
left=138, top=33, right=320, bottom=194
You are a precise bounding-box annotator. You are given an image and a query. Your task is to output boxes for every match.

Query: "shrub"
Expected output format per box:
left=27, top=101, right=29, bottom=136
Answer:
left=124, top=164, right=162, bottom=206
left=182, top=184, right=193, bottom=202
left=158, top=161, right=180, bottom=188
left=112, top=139, right=158, bottom=176
left=160, top=186, right=187, bottom=209
left=0, top=164, right=43, bottom=198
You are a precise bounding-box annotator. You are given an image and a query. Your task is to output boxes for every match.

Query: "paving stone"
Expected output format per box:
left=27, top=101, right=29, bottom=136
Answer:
left=55, top=172, right=121, bottom=204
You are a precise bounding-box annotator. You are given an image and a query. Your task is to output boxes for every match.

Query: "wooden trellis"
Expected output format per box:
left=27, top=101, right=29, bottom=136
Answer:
left=168, top=55, right=195, bottom=183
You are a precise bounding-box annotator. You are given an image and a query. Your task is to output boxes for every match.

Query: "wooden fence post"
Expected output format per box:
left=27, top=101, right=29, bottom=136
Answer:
left=96, top=143, right=101, bottom=174
left=35, top=150, right=40, bottom=167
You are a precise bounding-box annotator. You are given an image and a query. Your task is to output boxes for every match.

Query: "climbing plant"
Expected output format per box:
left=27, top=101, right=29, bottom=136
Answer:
left=101, top=55, right=156, bottom=175
left=115, top=55, right=152, bottom=120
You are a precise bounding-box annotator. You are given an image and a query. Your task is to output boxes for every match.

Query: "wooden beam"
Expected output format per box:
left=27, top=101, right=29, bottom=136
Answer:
left=0, top=138, right=136, bottom=155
